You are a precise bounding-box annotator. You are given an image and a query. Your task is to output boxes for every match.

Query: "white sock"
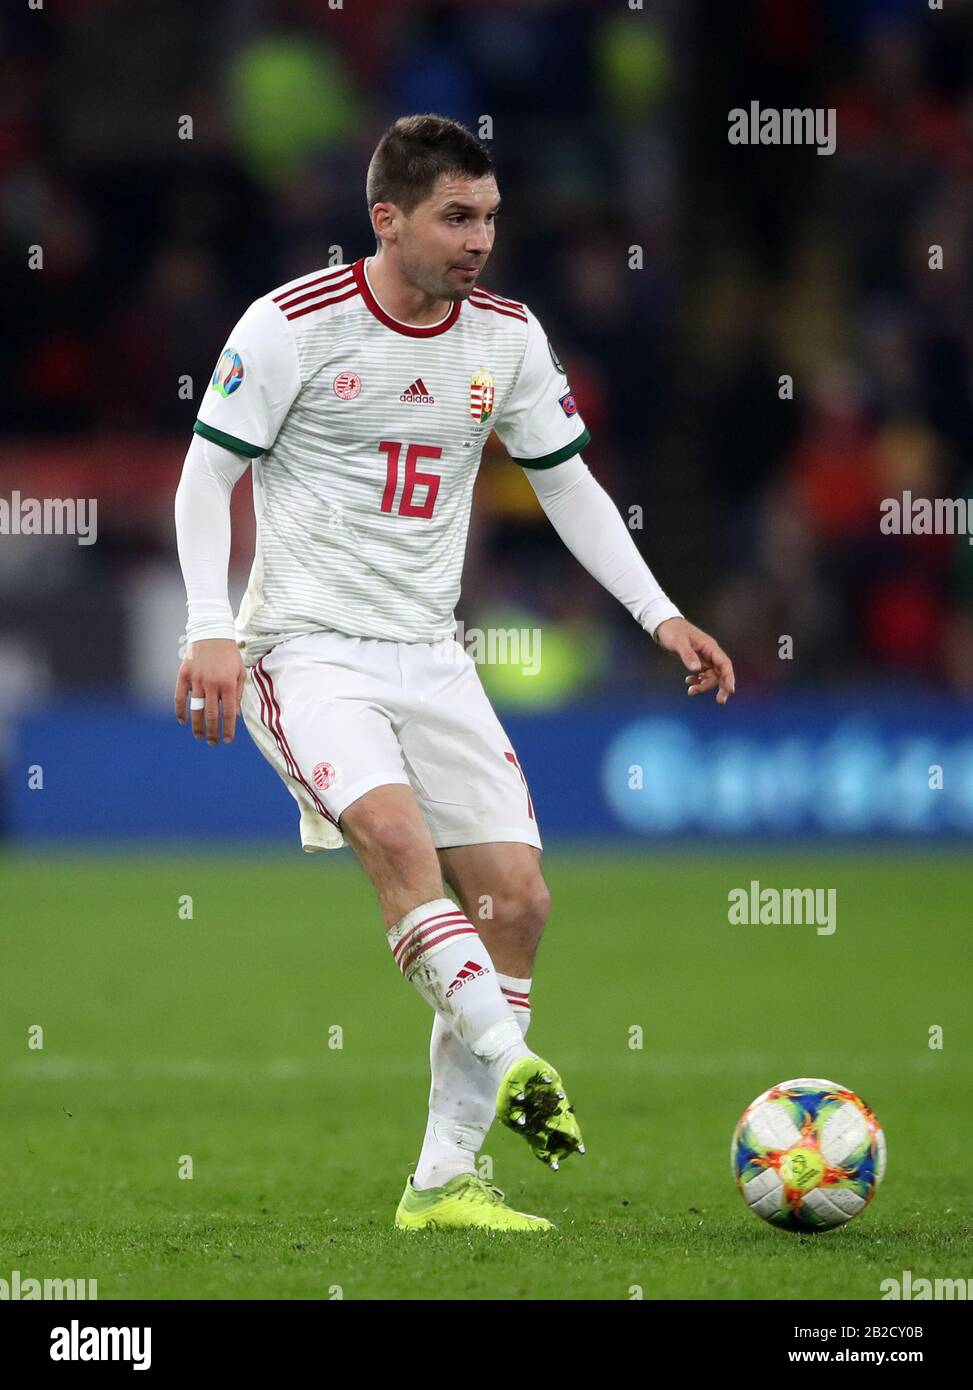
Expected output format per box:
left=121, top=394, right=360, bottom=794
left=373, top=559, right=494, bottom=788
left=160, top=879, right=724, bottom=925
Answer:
left=387, top=899, right=534, bottom=1085
left=413, top=974, right=532, bottom=1190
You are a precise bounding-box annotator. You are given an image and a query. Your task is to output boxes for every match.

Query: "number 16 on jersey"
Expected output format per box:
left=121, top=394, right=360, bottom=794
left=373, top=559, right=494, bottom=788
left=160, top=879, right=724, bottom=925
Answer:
left=378, top=441, right=443, bottom=519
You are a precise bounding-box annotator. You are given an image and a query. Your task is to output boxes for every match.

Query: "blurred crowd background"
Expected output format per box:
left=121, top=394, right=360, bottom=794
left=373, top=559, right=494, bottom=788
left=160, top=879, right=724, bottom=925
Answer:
left=1, top=0, right=972, bottom=723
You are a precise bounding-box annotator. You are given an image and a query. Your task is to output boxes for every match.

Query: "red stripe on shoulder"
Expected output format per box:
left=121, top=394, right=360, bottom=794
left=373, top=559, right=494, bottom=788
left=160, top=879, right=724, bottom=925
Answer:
left=276, top=271, right=355, bottom=314
left=284, top=285, right=362, bottom=321
left=273, top=266, right=354, bottom=307
left=468, top=294, right=528, bottom=323
left=472, top=286, right=525, bottom=312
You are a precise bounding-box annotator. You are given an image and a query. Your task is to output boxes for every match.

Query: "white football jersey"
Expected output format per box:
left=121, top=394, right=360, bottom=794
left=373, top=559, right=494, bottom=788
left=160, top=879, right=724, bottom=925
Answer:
left=193, top=256, right=589, bottom=663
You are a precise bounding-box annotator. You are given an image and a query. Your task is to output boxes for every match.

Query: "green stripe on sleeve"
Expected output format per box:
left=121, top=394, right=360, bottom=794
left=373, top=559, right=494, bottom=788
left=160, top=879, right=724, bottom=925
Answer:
left=193, top=419, right=265, bottom=458
left=513, top=427, right=591, bottom=470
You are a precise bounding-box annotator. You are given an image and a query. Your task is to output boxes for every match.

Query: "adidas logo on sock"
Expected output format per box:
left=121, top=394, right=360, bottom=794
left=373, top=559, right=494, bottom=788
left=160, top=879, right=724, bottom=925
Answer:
left=445, top=959, right=488, bottom=998
left=400, top=377, right=434, bottom=404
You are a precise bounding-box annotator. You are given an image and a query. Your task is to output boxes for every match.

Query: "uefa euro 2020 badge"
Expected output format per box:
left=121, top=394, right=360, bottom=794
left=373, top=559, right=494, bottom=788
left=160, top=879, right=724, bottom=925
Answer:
left=211, top=348, right=245, bottom=397
left=469, top=365, right=495, bottom=425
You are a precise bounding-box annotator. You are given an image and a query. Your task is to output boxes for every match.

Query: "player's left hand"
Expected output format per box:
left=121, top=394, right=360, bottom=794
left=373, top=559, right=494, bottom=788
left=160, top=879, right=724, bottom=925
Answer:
left=654, top=617, right=735, bottom=705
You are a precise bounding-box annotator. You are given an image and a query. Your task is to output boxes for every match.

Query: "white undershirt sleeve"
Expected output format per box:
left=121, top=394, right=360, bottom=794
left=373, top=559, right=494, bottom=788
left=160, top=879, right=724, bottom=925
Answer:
left=523, top=454, right=682, bottom=639
left=174, top=432, right=251, bottom=644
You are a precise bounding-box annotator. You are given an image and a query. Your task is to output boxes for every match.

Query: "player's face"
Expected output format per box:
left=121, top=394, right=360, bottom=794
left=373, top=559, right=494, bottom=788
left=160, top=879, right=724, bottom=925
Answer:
left=398, top=173, right=500, bottom=301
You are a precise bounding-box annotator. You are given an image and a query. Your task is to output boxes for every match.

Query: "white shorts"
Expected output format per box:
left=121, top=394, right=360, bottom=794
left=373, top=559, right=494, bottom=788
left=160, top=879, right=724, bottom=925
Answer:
left=240, top=630, right=542, bottom=853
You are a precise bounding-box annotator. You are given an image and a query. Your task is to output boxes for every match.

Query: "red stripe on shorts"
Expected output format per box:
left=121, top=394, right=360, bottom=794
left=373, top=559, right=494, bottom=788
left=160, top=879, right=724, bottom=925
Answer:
left=504, top=751, right=535, bottom=820
left=252, top=660, right=340, bottom=828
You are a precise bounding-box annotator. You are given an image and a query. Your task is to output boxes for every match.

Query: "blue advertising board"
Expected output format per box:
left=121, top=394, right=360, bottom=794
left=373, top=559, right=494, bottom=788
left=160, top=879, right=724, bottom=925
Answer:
left=5, top=698, right=972, bottom=845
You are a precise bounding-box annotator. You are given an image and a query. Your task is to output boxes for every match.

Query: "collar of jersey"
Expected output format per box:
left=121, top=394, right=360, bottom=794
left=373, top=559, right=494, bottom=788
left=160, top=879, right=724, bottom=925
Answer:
left=354, top=257, right=461, bottom=337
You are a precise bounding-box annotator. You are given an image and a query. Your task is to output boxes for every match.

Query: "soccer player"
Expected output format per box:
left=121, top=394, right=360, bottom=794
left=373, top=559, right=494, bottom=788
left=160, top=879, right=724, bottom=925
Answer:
left=174, top=114, right=734, bottom=1233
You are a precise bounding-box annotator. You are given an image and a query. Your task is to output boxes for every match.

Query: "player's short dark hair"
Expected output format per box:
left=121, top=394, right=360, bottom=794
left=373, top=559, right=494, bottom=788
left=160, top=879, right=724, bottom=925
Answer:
left=366, top=114, right=495, bottom=223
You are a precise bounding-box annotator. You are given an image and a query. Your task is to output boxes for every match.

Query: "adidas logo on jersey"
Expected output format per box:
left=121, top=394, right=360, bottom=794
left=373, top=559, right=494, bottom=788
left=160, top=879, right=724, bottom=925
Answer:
left=400, top=378, right=434, bottom=404
left=445, top=959, right=488, bottom=998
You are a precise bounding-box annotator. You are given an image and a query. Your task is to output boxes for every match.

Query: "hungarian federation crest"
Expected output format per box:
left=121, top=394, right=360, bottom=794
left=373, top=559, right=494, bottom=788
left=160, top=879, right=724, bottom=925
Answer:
left=469, top=366, right=495, bottom=424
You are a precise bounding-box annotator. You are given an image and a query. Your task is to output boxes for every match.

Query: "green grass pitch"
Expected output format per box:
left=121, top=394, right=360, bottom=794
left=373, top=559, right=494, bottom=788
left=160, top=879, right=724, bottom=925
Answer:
left=1, top=849, right=970, bottom=1300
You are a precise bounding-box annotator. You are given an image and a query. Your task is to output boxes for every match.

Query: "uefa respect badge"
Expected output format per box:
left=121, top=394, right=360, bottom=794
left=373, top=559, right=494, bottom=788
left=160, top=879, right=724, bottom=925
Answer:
left=211, top=348, right=245, bottom=397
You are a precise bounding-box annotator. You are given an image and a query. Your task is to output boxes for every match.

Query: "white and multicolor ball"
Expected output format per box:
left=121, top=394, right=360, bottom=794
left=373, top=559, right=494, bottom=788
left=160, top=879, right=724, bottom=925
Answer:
left=731, top=1078, right=886, bottom=1232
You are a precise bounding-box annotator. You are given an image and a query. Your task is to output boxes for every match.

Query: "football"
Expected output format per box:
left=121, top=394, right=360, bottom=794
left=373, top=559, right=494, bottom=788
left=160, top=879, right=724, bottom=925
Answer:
left=731, top=1077, right=887, bottom=1232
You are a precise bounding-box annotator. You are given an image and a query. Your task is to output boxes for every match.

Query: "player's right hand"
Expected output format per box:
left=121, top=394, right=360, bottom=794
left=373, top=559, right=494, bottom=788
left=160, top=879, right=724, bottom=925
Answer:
left=174, top=638, right=247, bottom=745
